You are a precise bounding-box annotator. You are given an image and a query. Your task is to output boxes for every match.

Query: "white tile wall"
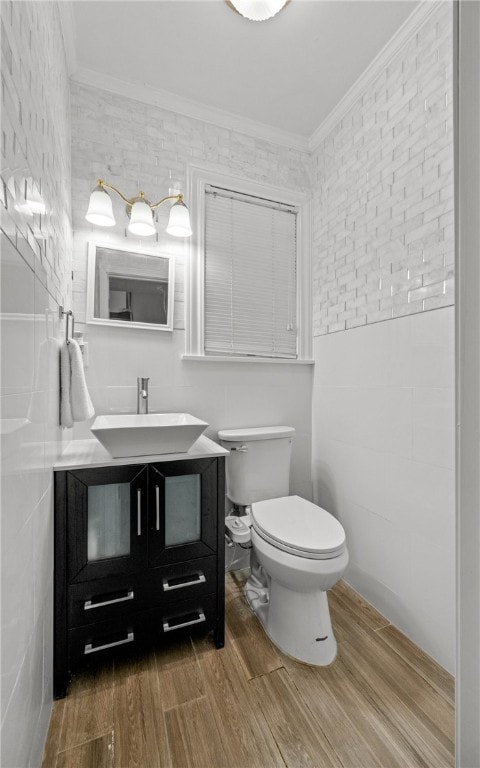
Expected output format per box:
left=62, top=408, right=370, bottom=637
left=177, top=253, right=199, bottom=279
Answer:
left=0, top=2, right=72, bottom=765
left=70, top=84, right=313, bottom=500
left=312, top=3, right=454, bottom=336
left=312, top=306, right=455, bottom=671
left=310, top=4, right=455, bottom=672
left=70, top=81, right=311, bottom=331
left=72, top=327, right=313, bottom=503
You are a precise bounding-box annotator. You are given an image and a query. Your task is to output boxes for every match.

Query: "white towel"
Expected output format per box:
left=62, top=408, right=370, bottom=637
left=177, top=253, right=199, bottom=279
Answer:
left=60, top=340, right=73, bottom=428
left=60, top=339, right=95, bottom=427
left=69, top=339, right=95, bottom=422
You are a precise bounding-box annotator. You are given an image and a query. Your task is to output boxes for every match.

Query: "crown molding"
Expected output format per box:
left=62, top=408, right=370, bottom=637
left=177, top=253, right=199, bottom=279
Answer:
left=70, top=67, right=310, bottom=153
left=58, top=1, right=77, bottom=76
left=308, top=1, right=444, bottom=152
left=68, top=1, right=442, bottom=156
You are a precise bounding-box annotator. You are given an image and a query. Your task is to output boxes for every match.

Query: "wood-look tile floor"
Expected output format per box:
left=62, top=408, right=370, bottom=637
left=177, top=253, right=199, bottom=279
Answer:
left=42, top=573, right=454, bottom=768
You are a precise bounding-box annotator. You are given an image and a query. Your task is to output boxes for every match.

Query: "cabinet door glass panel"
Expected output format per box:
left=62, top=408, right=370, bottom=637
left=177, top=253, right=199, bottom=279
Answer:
left=165, top=474, right=201, bottom=546
left=87, top=483, right=130, bottom=561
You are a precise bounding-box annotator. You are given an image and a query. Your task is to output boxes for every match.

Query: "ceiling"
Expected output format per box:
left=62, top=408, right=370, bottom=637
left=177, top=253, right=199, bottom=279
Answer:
left=71, top=0, right=417, bottom=139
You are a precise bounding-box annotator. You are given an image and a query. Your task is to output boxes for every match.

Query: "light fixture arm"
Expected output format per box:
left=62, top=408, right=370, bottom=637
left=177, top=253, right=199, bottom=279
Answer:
left=96, top=179, right=133, bottom=206
left=96, top=179, right=182, bottom=210
left=150, top=193, right=183, bottom=210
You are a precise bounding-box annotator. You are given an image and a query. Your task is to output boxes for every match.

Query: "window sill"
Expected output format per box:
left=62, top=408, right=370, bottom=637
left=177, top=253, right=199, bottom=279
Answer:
left=181, top=355, right=314, bottom=365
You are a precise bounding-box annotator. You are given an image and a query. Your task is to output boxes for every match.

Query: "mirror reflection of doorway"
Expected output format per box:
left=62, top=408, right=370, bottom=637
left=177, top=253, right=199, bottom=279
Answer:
left=109, top=288, right=132, bottom=321
left=108, top=276, right=168, bottom=324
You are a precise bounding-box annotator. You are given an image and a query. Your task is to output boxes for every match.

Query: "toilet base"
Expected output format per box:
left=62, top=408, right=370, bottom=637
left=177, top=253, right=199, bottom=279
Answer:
left=245, top=575, right=338, bottom=666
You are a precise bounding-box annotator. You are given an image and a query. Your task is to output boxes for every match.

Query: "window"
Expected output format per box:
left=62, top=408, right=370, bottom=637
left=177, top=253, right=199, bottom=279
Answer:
left=184, top=167, right=312, bottom=362
left=204, top=186, right=297, bottom=358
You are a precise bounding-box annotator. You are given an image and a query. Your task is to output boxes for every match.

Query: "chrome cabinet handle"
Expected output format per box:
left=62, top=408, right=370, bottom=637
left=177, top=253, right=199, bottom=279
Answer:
left=163, top=611, right=206, bottom=633
left=230, top=445, right=248, bottom=452
left=155, top=485, right=160, bottom=531
left=163, top=573, right=206, bottom=592
left=84, top=631, right=134, bottom=655
left=84, top=590, right=134, bottom=610
left=137, top=488, right=141, bottom=536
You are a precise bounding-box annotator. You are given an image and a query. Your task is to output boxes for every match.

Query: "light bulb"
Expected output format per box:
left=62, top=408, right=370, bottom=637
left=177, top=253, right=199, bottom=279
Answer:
left=166, top=201, right=193, bottom=238
left=85, top=186, right=115, bottom=227
left=128, top=200, right=156, bottom=237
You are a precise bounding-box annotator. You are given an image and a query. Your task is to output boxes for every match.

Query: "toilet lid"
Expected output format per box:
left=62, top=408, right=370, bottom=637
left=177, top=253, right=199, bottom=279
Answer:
left=251, top=495, right=346, bottom=559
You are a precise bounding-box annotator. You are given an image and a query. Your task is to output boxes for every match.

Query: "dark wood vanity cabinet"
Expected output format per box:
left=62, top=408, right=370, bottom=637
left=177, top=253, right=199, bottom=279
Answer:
left=148, top=459, right=219, bottom=566
left=65, top=465, right=149, bottom=582
left=54, top=456, right=225, bottom=699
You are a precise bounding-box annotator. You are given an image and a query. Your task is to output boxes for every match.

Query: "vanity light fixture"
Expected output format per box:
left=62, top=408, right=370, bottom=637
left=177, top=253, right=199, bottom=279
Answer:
left=229, top=0, right=288, bottom=21
left=85, top=179, right=193, bottom=238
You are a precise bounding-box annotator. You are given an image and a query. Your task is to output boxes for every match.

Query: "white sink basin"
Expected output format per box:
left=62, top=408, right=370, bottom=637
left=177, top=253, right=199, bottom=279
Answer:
left=90, top=413, right=209, bottom=458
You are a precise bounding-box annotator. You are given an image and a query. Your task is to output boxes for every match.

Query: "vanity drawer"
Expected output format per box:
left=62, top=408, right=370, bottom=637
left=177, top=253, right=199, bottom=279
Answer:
left=68, top=595, right=217, bottom=669
left=68, top=574, right=141, bottom=628
left=143, top=556, right=218, bottom=608
left=68, top=611, right=151, bottom=669
left=151, top=593, right=217, bottom=643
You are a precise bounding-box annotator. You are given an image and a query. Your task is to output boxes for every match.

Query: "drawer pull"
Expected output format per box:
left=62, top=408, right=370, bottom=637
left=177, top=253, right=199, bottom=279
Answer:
left=163, top=610, right=206, bottom=633
left=84, top=631, right=134, bottom=655
left=84, top=590, right=134, bottom=611
left=163, top=573, right=206, bottom=592
left=137, top=489, right=142, bottom=536
left=155, top=485, right=160, bottom=531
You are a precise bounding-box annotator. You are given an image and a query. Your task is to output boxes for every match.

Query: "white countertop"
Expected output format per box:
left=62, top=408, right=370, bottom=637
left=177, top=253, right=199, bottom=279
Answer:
left=54, top=434, right=229, bottom=471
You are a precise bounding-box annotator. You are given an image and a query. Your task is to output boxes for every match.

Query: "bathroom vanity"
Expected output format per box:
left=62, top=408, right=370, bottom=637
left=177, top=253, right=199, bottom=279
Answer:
left=53, top=436, right=227, bottom=698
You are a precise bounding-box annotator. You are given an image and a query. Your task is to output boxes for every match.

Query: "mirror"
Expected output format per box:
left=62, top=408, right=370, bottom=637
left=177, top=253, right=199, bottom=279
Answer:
left=86, top=242, right=175, bottom=331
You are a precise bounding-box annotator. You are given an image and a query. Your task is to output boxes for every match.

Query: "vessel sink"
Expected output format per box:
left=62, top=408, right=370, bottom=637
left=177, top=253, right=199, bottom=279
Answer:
left=90, top=413, right=209, bottom=458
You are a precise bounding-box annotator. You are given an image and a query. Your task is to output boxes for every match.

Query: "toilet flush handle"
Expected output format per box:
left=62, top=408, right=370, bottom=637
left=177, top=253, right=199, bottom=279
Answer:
left=230, top=444, right=248, bottom=452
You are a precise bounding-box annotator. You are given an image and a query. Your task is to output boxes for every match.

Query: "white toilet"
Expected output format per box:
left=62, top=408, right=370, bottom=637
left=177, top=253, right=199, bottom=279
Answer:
left=218, top=425, right=349, bottom=666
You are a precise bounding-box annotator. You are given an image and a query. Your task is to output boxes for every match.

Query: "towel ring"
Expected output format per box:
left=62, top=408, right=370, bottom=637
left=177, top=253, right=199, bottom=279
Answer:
left=59, top=306, right=75, bottom=345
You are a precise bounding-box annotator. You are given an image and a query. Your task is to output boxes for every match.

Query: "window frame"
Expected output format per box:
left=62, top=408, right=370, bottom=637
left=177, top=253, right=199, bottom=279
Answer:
left=184, top=165, right=313, bottom=363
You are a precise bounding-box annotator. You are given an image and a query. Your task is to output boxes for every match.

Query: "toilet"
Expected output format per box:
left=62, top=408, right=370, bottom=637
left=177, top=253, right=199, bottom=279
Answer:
left=218, top=425, right=348, bottom=666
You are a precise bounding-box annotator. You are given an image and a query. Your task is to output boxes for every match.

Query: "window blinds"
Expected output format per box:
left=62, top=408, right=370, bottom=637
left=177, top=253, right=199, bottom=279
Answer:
left=204, top=187, right=297, bottom=358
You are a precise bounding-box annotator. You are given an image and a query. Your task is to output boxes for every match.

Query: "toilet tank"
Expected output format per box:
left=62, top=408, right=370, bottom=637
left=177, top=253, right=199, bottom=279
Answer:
left=218, top=426, right=295, bottom=506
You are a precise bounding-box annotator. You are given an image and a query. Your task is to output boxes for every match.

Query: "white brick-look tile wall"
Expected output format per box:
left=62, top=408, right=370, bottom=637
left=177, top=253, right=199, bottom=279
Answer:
left=312, top=3, right=454, bottom=336
left=0, top=2, right=72, bottom=766
left=1, top=1, right=72, bottom=304
left=70, top=82, right=311, bottom=330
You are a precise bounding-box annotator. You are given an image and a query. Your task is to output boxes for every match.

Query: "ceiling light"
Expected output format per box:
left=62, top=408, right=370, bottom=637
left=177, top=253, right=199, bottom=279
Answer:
left=85, top=179, right=192, bottom=238
left=229, top=0, right=287, bottom=21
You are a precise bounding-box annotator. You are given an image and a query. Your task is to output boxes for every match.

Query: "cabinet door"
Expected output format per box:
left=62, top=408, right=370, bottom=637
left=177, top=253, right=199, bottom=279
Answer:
left=148, top=459, right=217, bottom=566
left=67, top=465, right=148, bottom=583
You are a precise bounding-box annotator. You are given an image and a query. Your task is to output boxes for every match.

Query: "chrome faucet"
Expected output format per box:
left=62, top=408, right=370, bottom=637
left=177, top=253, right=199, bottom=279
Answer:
left=137, top=377, right=150, bottom=414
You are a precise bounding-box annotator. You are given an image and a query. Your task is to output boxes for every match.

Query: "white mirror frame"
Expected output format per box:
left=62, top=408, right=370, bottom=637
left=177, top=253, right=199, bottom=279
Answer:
left=86, top=241, right=175, bottom=332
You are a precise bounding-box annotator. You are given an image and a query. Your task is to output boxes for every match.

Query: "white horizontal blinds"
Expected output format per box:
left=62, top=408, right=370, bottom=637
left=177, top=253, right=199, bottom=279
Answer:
left=204, top=187, right=297, bottom=358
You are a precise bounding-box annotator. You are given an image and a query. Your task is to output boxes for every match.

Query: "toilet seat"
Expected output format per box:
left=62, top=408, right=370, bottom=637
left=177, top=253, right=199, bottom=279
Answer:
left=251, top=495, right=346, bottom=560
